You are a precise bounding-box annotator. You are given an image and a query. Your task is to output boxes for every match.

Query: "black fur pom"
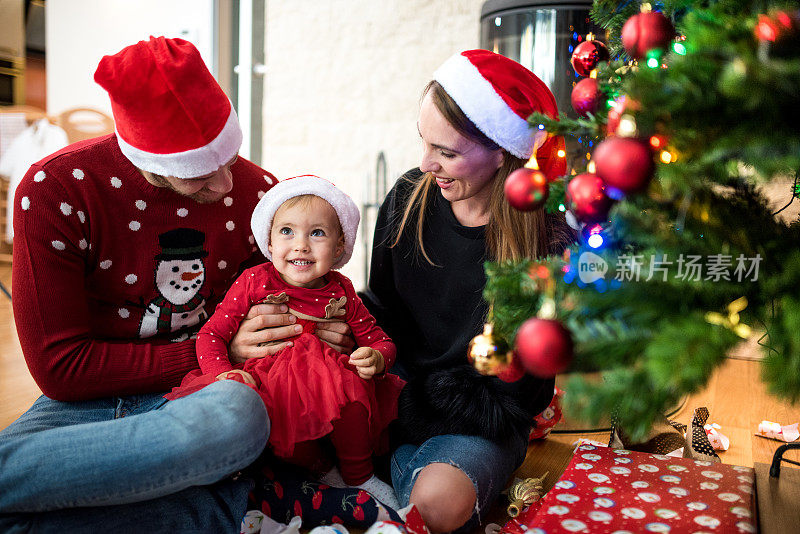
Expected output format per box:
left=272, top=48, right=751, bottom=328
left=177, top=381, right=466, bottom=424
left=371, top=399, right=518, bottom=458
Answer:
left=396, top=364, right=553, bottom=446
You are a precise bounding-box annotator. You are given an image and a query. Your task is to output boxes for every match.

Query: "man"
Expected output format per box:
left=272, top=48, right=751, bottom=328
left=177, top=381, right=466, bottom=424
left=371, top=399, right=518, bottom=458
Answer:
left=0, top=36, right=293, bottom=532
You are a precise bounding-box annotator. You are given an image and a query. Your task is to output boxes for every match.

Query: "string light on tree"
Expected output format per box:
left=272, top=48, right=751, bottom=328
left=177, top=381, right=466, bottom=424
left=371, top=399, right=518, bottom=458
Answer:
left=585, top=224, right=606, bottom=249
left=754, top=10, right=800, bottom=58
left=659, top=149, right=677, bottom=164
left=606, top=96, right=640, bottom=136
left=649, top=134, right=669, bottom=150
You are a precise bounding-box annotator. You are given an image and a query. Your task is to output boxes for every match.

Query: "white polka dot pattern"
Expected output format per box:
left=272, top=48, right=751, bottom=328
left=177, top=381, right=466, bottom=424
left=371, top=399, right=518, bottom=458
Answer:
left=125, top=274, right=137, bottom=284
left=526, top=445, right=756, bottom=533
left=177, top=208, right=188, bottom=217
left=129, top=221, right=141, bottom=231
left=33, top=171, right=45, bottom=182
left=21, top=197, right=30, bottom=210
left=72, top=169, right=85, bottom=180
left=110, top=177, right=122, bottom=188
left=135, top=200, right=147, bottom=210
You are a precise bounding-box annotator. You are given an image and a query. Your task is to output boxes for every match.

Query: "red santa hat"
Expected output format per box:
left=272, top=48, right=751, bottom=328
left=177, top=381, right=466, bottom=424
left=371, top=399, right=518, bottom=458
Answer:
left=94, top=36, right=242, bottom=179
left=433, top=49, right=566, bottom=180
left=251, top=175, right=360, bottom=270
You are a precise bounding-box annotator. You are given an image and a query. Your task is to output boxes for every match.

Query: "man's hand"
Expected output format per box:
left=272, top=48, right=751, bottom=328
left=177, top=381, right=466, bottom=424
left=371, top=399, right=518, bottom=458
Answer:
left=348, top=347, right=385, bottom=380
left=216, top=369, right=256, bottom=386
left=315, top=321, right=355, bottom=355
left=229, top=303, right=303, bottom=364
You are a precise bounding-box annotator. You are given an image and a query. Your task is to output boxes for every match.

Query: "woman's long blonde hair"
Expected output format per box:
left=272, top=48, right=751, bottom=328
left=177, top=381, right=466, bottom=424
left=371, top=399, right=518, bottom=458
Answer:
left=392, top=81, right=562, bottom=264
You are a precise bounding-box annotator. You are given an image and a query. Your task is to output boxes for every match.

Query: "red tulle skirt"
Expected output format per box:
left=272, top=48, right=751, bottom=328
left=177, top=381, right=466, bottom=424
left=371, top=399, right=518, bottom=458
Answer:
left=166, top=332, right=405, bottom=458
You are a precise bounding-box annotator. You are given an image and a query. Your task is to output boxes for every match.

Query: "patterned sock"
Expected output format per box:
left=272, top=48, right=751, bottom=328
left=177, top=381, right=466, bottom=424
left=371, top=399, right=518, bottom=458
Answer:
left=354, top=475, right=400, bottom=510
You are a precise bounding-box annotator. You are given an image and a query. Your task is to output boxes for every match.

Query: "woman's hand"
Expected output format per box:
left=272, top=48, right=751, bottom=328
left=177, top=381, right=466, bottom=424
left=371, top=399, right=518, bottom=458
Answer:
left=315, top=321, right=356, bottom=355
left=216, top=369, right=256, bottom=386
left=348, top=347, right=385, bottom=380
left=229, top=303, right=303, bottom=364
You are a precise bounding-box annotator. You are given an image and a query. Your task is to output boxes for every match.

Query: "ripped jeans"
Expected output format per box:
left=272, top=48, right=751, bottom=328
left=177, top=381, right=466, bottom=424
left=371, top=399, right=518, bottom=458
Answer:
left=390, top=433, right=528, bottom=532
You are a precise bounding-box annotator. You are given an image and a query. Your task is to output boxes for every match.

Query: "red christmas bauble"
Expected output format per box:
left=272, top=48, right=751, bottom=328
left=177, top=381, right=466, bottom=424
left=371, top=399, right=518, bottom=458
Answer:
left=621, top=11, right=675, bottom=59
left=504, top=168, right=549, bottom=211
left=515, top=318, right=574, bottom=378
left=571, top=78, right=602, bottom=117
left=593, top=136, right=655, bottom=195
left=566, top=173, right=613, bottom=224
left=570, top=39, right=610, bottom=77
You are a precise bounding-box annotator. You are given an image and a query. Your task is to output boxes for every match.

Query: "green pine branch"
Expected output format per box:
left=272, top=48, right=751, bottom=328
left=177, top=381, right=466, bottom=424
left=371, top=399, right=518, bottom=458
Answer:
left=484, top=0, right=800, bottom=438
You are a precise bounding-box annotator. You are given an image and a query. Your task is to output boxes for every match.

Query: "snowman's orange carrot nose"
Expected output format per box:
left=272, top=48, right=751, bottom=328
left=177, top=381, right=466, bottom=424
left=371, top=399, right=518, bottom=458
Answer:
left=181, top=271, right=202, bottom=281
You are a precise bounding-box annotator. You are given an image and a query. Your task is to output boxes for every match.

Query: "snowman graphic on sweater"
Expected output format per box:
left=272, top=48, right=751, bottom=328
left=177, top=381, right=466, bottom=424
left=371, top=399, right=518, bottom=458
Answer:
left=138, top=228, right=209, bottom=341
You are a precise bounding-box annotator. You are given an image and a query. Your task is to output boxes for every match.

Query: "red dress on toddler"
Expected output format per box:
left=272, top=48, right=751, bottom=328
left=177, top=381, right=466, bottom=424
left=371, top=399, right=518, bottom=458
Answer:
left=165, top=262, right=405, bottom=459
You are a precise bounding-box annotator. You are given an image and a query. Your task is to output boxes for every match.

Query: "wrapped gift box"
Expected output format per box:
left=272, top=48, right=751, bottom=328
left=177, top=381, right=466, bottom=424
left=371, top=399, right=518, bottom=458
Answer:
left=518, top=444, right=756, bottom=533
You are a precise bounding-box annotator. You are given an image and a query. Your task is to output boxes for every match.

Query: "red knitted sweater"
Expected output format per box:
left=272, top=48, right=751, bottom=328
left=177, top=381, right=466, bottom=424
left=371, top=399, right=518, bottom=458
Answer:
left=12, top=134, right=276, bottom=400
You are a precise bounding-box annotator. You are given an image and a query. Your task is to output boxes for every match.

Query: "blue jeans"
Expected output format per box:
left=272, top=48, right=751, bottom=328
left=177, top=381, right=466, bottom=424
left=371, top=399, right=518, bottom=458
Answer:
left=390, top=433, right=528, bottom=533
left=0, top=380, right=269, bottom=533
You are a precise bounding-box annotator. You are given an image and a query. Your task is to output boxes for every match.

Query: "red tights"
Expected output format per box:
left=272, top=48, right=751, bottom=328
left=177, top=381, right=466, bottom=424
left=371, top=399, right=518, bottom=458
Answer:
left=285, top=401, right=373, bottom=485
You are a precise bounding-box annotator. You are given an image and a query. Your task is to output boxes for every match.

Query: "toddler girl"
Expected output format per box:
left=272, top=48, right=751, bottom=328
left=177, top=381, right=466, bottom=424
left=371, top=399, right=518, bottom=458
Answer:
left=167, top=175, right=404, bottom=508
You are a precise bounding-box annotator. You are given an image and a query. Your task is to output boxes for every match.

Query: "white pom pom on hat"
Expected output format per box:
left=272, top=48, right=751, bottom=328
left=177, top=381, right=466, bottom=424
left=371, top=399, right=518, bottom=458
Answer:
left=251, top=175, right=360, bottom=270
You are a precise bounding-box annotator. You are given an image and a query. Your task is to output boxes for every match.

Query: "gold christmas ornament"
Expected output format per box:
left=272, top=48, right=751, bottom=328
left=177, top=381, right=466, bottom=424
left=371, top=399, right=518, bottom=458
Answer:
left=468, top=323, right=511, bottom=376
left=507, top=472, right=548, bottom=517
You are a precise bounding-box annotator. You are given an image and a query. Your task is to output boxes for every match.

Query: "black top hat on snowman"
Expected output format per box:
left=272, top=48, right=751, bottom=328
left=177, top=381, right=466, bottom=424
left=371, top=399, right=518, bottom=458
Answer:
left=155, top=228, right=210, bottom=261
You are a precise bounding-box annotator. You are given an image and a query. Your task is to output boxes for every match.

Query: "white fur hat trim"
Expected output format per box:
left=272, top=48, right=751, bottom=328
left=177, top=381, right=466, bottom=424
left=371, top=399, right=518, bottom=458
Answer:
left=251, top=175, right=360, bottom=269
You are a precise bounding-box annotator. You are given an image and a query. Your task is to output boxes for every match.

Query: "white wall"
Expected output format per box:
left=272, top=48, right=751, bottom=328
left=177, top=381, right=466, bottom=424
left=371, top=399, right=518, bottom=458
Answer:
left=46, top=0, right=215, bottom=116
left=263, top=0, right=485, bottom=287
left=45, top=0, right=487, bottom=289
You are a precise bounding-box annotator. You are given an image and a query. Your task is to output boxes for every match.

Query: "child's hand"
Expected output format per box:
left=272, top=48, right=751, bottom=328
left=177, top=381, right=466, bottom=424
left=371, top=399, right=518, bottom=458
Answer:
left=348, top=347, right=385, bottom=380
left=216, top=369, right=256, bottom=386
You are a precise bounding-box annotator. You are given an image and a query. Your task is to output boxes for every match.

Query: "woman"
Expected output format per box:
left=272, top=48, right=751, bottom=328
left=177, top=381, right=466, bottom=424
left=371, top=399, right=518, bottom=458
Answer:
left=230, top=50, right=572, bottom=532
left=358, top=50, right=573, bottom=532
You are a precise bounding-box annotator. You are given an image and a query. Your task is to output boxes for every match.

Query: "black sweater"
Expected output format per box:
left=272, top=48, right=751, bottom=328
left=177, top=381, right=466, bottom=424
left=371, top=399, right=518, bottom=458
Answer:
left=361, top=168, right=556, bottom=446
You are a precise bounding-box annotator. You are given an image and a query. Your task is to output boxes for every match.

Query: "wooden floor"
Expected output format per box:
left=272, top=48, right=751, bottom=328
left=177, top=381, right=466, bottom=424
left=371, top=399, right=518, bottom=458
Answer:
left=515, top=355, right=800, bottom=488
left=0, top=263, right=37, bottom=430
left=2, top=261, right=800, bottom=527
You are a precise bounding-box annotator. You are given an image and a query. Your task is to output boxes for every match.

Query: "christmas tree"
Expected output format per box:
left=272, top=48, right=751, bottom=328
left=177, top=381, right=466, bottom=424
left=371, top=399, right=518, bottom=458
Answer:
left=481, top=0, right=800, bottom=439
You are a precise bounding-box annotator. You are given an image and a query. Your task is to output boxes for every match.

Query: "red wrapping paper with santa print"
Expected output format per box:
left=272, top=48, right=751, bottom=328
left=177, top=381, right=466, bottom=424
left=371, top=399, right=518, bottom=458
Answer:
left=521, top=444, right=756, bottom=533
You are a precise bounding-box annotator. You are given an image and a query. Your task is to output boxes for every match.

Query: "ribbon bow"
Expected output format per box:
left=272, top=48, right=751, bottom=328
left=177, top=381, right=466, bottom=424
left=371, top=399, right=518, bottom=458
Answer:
left=705, top=296, right=752, bottom=338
